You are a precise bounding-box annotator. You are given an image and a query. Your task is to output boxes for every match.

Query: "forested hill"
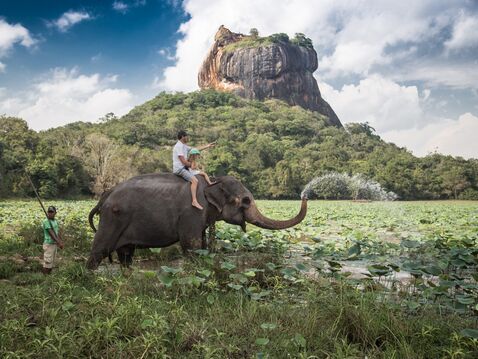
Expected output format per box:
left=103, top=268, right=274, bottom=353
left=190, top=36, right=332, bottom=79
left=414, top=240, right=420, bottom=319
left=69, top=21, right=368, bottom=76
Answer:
left=1, top=90, right=477, bottom=200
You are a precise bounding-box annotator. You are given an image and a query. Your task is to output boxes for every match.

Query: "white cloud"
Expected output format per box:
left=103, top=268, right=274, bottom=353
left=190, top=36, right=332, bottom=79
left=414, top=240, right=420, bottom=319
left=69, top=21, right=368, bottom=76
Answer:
left=48, top=11, right=92, bottom=32
left=113, top=1, right=129, bottom=13
left=319, top=41, right=386, bottom=78
left=159, top=0, right=476, bottom=91
left=0, top=92, right=24, bottom=115
left=112, top=1, right=147, bottom=14
left=317, top=75, right=478, bottom=159
left=91, top=53, right=102, bottom=62
left=444, top=12, right=478, bottom=51
left=0, top=18, right=36, bottom=57
left=0, top=68, right=135, bottom=130
left=318, top=6, right=434, bottom=78
left=0, top=62, right=5, bottom=73
left=151, top=76, right=162, bottom=89
left=321, top=75, right=478, bottom=158
left=422, top=89, right=431, bottom=101
left=166, top=0, right=182, bottom=9
left=382, top=113, right=478, bottom=159
left=158, top=0, right=343, bottom=91
left=391, top=61, right=478, bottom=89
left=318, top=75, right=423, bottom=132
left=157, top=48, right=176, bottom=61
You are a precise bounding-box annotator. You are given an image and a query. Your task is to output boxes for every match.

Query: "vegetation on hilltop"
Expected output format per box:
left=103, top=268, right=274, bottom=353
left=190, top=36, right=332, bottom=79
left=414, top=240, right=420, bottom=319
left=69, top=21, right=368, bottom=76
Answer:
left=1, top=90, right=477, bottom=199
left=223, top=29, right=314, bottom=52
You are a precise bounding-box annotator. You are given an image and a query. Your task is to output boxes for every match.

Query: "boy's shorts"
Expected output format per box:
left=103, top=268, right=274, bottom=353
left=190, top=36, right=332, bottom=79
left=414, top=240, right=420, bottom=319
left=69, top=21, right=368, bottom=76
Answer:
left=43, top=243, right=57, bottom=269
left=174, top=167, right=194, bottom=182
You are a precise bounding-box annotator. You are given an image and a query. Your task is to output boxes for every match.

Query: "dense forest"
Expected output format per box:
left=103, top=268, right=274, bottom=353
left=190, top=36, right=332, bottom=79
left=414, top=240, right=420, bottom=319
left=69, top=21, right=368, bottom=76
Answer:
left=1, top=90, right=477, bottom=200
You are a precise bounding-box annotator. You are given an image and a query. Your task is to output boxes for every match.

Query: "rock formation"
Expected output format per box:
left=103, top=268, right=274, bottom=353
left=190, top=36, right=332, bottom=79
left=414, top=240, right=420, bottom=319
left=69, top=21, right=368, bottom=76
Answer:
left=198, top=26, right=342, bottom=127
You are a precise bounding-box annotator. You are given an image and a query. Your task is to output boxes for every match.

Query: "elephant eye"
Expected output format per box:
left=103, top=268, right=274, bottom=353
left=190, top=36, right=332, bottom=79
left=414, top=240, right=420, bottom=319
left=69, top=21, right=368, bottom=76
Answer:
left=241, top=196, right=251, bottom=208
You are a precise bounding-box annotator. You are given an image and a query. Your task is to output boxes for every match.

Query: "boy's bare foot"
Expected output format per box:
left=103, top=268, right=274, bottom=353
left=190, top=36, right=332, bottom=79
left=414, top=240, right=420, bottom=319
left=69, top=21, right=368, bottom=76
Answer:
left=207, top=181, right=216, bottom=186
left=192, top=201, right=204, bottom=210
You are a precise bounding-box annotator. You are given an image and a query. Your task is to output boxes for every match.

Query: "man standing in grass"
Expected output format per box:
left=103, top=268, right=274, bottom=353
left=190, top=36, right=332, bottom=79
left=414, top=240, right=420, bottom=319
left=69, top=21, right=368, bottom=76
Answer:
left=42, top=206, right=64, bottom=275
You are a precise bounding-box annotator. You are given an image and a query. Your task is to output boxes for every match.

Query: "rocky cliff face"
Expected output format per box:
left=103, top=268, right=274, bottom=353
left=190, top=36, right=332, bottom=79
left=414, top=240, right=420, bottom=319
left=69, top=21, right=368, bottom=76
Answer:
left=198, top=26, right=342, bottom=127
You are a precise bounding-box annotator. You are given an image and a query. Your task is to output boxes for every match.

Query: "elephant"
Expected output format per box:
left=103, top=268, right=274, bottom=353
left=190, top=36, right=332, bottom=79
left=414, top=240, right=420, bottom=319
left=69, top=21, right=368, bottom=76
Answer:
left=86, top=173, right=307, bottom=269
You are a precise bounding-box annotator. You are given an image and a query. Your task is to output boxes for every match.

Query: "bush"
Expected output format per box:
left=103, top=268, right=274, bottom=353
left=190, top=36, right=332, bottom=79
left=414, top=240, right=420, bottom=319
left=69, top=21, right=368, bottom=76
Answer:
left=269, top=33, right=290, bottom=43
left=17, top=222, right=43, bottom=246
left=0, top=234, right=35, bottom=256
left=458, top=188, right=478, bottom=200
left=249, top=28, right=259, bottom=39
left=62, top=217, right=92, bottom=253
left=291, top=33, right=313, bottom=48
left=0, top=261, right=16, bottom=279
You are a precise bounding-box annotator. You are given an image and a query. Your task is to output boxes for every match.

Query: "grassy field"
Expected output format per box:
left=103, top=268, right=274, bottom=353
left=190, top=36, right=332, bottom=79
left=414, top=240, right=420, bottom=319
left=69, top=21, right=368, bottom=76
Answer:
left=1, top=200, right=477, bottom=358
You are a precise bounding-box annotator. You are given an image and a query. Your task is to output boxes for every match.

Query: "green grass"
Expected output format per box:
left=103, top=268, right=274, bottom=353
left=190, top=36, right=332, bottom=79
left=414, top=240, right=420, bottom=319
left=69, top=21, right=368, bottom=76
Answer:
left=1, top=259, right=477, bottom=358
left=1, top=200, right=477, bottom=358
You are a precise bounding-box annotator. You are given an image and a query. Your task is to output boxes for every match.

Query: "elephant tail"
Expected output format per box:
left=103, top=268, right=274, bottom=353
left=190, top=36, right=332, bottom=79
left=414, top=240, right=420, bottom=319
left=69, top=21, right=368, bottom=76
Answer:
left=88, top=189, right=113, bottom=233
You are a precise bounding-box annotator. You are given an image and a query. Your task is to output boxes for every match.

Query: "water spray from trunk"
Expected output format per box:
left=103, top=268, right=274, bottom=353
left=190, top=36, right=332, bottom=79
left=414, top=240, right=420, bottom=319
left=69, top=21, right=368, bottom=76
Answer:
left=301, top=177, right=320, bottom=200
left=301, top=172, right=398, bottom=201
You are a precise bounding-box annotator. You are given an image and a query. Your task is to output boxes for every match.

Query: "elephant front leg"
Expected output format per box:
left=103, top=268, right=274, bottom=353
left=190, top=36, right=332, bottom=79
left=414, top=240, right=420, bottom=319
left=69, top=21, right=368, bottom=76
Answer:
left=208, top=223, right=216, bottom=252
left=179, top=227, right=204, bottom=253
left=201, top=229, right=207, bottom=250
left=116, top=245, right=135, bottom=267
left=198, top=224, right=216, bottom=251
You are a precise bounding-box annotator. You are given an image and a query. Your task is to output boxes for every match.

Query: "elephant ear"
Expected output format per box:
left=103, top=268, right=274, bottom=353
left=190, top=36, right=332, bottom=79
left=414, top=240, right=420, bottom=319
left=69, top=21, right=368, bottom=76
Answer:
left=204, top=182, right=226, bottom=212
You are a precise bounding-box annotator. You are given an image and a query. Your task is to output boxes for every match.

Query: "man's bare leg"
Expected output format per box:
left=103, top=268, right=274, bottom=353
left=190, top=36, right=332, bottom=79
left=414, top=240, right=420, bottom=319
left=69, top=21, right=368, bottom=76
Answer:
left=191, top=177, right=203, bottom=210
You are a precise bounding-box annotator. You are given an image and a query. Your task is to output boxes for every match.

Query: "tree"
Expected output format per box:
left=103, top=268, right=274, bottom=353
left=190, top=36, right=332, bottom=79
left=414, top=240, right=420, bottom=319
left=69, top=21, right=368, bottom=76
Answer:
left=346, top=122, right=377, bottom=137
left=1, top=91, right=477, bottom=200
left=79, top=133, right=137, bottom=196
left=442, top=166, right=470, bottom=199
left=98, top=112, right=118, bottom=123
left=291, top=33, right=313, bottom=48
left=269, top=33, right=289, bottom=43
left=0, top=116, right=38, bottom=197
left=249, top=28, right=259, bottom=39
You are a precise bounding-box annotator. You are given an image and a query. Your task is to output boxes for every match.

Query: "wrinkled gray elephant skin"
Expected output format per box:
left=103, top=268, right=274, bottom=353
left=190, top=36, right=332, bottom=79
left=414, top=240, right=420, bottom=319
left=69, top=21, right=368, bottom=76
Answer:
left=86, top=174, right=307, bottom=269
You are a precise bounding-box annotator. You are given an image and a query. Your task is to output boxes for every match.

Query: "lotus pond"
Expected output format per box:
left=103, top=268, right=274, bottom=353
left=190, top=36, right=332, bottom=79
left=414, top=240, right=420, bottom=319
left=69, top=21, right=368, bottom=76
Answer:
left=1, top=200, right=477, bottom=358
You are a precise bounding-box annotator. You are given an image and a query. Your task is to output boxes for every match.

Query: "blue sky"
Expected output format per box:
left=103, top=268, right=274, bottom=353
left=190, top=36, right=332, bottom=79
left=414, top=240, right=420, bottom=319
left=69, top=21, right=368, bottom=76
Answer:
left=1, top=0, right=477, bottom=158
left=1, top=0, right=186, bottom=96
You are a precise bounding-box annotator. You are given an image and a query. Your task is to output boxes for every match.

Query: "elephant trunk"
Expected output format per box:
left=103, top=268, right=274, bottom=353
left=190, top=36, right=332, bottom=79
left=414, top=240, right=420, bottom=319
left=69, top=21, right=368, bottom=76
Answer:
left=244, top=198, right=307, bottom=230
left=86, top=254, right=101, bottom=270
left=86, top=247, right=110, bottom=270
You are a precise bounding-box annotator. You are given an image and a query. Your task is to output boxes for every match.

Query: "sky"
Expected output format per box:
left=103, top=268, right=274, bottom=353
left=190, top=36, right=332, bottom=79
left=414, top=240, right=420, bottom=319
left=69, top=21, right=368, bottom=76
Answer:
left=1, top=0, right=477, bottom=159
